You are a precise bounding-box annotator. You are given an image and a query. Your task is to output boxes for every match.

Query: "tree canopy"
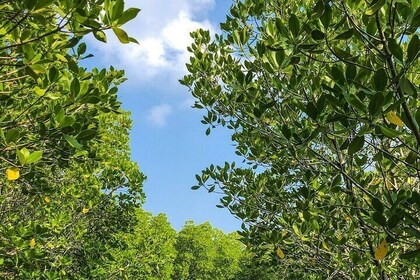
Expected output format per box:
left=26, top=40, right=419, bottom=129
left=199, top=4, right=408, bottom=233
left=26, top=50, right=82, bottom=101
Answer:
left=0, top=1, right=263, bottom=279
left=5, top=0, right=420, bottom=278
left=182, top=0, right=420, bottom=278
left=0, top=0, right=144, bottom=278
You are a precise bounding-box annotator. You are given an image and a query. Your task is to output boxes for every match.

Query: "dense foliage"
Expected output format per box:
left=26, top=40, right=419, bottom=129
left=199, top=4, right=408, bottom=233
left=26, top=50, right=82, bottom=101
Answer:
left=0, top=1, right=267, bottom=279
left=182, top=0, right=420, bottom=279
left=0, top=0, right=144, bottom=278
left=99, top=211, right=259, bottom=280
left=173, top=221, right=244, bottom=280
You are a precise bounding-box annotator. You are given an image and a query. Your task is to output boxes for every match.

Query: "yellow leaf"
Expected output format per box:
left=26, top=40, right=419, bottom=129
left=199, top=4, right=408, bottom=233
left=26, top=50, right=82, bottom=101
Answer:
left=385, top=111, right=404, bottom=127
left=82, top=207, right=89, bottom=214
left=29, top=238, right=36, bottom=248
left=276, top=247, right=285, bottom=259
left=322, top=240, right=330, bottom=251
left=385, top=180, right=393, bottom=190
left=374, top=239, right=388, bottom=260
left=6, top=167, right=19, bottom=181
left=44, top=196, right=51, bottom=204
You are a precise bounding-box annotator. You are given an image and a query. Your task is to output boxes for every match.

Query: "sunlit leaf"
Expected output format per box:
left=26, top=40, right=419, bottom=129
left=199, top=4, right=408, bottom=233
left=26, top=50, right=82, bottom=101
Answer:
left=385, top=111, right=404, bottom=127
left=276, top=247, right=285, bottom=259
left=6, top=167, right=19, bottom=181
left=374, top=239, right=388, bottom=260
left=29, top=238, right=36, bottom=249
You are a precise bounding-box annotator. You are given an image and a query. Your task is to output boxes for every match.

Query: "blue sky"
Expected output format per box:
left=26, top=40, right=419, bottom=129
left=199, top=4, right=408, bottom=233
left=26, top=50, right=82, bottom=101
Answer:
left=87, top=0, right=242, bottom=232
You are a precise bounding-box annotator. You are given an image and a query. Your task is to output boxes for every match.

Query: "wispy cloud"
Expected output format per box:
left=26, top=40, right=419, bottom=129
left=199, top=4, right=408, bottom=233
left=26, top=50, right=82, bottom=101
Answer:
left=146, top=104, right=173, bottom=127
left=89, top=0, right=215, bottom=80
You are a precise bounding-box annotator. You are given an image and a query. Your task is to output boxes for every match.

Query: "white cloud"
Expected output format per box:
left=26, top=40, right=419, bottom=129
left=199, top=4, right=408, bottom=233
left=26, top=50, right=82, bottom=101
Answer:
left=146, top=104, right=173, bottom=127
left=89, top=0, right=216, bottom=81
left=178, top=97, right=197, bottom=109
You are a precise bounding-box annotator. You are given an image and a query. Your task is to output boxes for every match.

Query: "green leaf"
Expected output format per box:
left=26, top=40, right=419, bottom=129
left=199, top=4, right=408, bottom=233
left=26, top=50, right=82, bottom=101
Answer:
left=320, top=4, right=332, bottom=27
left=292, top=222, right=301, bottom=235
left=34, top=86, right=46, bottom=96
left=371, top=197, right=384, bottom=212
left=129, top=37, right=140, bottom=44
left=388, top=214, right=402, bottom=229
left=365, top=0, right=386, bottom=15
left=400, top=249, right=420, bottom=259
left=345, top=65, right=356, bottom=82
left=60, top=116, right=75, bottom=127
left=17, top=148, right=29, bottom=165
left=416, top=109, right=420, bottom=126
left=77, top=129, right=97, bottom=141
left=34, top=0, right=54, bottom=10
left=345, top=93, right=366, bottom=112
left=48, top=66, right=59, bottom=82
left=64, top=135, right=83, bottom=150
left=289, top=14, right=300, bottom=37
left=372, top=212, right=386, bottom=226
left=407, top=34, right=420, bottom=63
left=334, top=29, right=354, bottom=40
left=26, top=151, right=43, bottom=164
left=93, top=31, right=107, bottom=43
left=368, top=92, right=384, bottom=116
left=312, top=220, right=320, bottom=232
left=305, top=102, right=318, bottom=120
left=77, top=43, right=86, bottom=56
left=380, top=126, right=402, bottom=138
left=388, top=38, right=403, bottom=61
left=70, top=78, right=80, bottom=96
left=373, top=69, right=388, bottom=91
left=54, top=107, right=65, bottom=124
left=399, top=78, right=416, bottom=96
left=118, top=8, right=141, bottom=25
left=311, top=30, right=325, bottom=40
left=113, top=27, right=130, bottom=44
left=348, top=136, right=364, bottom=155
left=67, top=58, right=79, bottom=73
left=6, top=128, right=20, bottom=143
left=81, top=96, right=101, bottom=104
left=111, top=0, right=124, bottom=21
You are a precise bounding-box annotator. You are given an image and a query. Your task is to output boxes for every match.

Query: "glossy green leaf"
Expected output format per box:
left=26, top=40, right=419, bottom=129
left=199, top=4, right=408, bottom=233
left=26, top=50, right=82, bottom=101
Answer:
left=365, top=0, right=386, bottom=15
left=373, top=69, right=388, bottom=91
left=70, top=78, right=80, bottom=96
left=289, top=14, right=300, bottom=37
left=372, top=212, right=386, bottom=226
left=400, top=249, right=420, bottom=259
left=348, top=136, right=364, bottom=154
left=380, top=126, right=403, bottom=138
left=388, top=38, right=403, bottom=61
left=368, top=92, right=384, bottom=116
left=118, top=8, right=141, bottom=25
left=77, top=129, right=97, bottom=141
left=64, top=134, right=83, bottom=150
left=370, top=198, right=384, bottom=213
left=113, top=27, right=130, bottom=44
left=26, top=151, right=43, bottom=164
left=407, top=34, right=420, bottom=63
left=311, top=30, right=325, bottom=40
left=6, top=128, right=20, bottom=143
left=93, top=30, right=107, bottom=43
